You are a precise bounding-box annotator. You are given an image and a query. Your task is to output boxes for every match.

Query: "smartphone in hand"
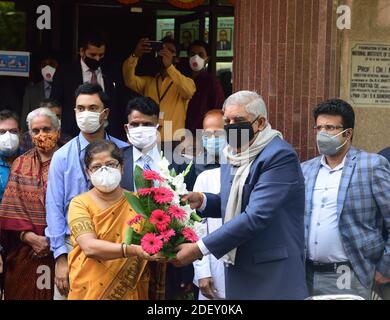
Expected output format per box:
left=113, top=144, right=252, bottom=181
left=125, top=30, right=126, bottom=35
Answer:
left=148, top=41, right=163, bottom=52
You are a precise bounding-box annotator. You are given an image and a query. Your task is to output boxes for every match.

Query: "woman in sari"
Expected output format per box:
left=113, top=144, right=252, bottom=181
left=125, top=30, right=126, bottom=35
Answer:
left=68, top=140, right=166, bottom=300
left=0, top=107, right=60, bottom=300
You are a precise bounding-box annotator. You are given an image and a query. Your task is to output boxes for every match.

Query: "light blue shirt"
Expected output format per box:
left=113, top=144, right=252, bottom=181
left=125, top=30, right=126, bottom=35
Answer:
left=0, top=156, right=11, bottom=202
left=45, top=133, right=128, bottom=259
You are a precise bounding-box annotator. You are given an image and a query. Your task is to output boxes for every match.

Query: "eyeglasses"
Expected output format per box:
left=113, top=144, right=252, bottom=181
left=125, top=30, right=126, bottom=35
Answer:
left=313, top=125, right=344, bottom=132
left=88, top=161, right=120, bottom=173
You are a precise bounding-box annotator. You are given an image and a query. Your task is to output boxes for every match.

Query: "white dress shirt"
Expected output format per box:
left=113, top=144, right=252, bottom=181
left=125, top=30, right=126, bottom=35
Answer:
left=80, top=58, right=105, bottom=91
left=193, top=168, right=225, bottom=300
left=308, top=156, right=349, bottom=263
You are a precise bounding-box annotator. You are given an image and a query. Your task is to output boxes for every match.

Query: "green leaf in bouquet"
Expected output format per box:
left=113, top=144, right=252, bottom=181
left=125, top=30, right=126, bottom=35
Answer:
left=182, top=160, right=193, bottom=177
left=134, top=165, right=152, bottom=190
left=190, top=211, right=202, bottom=222
left=124, top=191, right=147, bottom=218
left=163, top=251, right=177, bottom=260
left=170, top=168, right=177, bottom=177
left=132, top=231, right=142, bottom=245
left=125, top=226, right=133, bottom=245
left=173, top=235, right=186, bottom=247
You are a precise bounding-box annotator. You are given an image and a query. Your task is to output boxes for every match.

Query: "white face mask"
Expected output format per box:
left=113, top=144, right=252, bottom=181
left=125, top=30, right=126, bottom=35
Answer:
left=76, top=110, right=105, bottom=134
left=41, top=65, right=56, bottom=82
left=90, top=166, right=122, bottom=193
left=0, top=131, right=19, bottom=156
left=189, top=55, right=206, bottom=72
left=126, top=125, right=158, bottom=150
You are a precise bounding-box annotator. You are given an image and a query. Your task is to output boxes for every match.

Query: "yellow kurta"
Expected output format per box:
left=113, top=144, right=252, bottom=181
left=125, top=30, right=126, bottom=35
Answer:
left=122, top=56, right=196, bottom=142
left=67, top=193, right=150, bottom=300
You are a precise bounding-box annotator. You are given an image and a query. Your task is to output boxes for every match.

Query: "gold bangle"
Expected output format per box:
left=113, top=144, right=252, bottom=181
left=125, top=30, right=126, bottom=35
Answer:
left=122, top=243, right=128, bottom=258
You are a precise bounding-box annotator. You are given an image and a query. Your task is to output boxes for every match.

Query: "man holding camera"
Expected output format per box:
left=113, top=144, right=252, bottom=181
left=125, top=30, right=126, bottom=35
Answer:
left=122, top=37, right=196, bottom=150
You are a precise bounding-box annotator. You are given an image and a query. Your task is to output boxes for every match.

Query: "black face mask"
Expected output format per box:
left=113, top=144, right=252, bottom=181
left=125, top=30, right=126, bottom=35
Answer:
left=224, top=117, right=259, bottom=149
left=83, top=56, right=103, bottom=71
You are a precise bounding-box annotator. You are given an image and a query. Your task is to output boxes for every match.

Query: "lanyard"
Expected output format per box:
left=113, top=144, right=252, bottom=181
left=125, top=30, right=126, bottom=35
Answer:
left=77, top=136, right=90, bottom=188
left=156, top=75, right=173, bottom=104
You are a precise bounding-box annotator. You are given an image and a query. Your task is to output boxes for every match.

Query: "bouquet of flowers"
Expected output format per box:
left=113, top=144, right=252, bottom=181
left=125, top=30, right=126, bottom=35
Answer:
left=124, top=154, right=202, bottom=259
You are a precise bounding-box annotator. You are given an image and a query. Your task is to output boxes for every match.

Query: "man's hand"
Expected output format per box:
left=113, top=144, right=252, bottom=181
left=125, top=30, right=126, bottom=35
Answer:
left=23, top=232, right=50, bottom=257
left=375, top=271, right=390, bottom=285
left=133, top=38, right=152, bottom=58
left=55, top=255, right=69, bottom=297
left=170, top=243, right=203, bottom=267
left=199, top=277, right=218, bottom=300
left=182, top=192, right=204, bottom=210
left=159, top=45, right=174, bottom=69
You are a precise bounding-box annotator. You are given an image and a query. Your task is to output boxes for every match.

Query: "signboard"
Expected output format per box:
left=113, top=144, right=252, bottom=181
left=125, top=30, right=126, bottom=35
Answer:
left=350, top=43, right=390, bottom=105
left=0, top=51, right=30, bottom=77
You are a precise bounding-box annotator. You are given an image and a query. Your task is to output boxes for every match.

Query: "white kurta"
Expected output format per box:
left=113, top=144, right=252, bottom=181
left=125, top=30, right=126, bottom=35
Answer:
left=193, top=168, right=225, bottom=300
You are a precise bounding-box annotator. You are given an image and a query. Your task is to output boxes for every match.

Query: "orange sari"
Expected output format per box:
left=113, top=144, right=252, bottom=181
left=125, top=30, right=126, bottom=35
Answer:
left=67, top=192, right=165, bottom=300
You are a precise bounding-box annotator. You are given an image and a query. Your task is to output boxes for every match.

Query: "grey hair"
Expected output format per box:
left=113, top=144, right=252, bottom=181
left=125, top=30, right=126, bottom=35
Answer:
left=223, top=91, right=268, bottom=120
left=26, top=107, right=60, bottom=133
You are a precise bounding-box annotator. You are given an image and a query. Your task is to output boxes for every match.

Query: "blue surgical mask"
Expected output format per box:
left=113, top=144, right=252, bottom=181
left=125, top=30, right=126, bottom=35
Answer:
left=202, top=136, right=226, bottom=157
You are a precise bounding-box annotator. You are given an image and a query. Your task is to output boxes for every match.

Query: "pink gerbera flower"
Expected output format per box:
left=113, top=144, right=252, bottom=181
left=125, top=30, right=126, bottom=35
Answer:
left=182, top=227, right=199, bottom=243
left=141, top=233, right=163, bottom=254
left=153, top=187, right=174, bottom=204
left=149, top=209, right=171, bottom=228
left=127, top=214, right=143, bottom=226
left=143, top=170, right=164, bottom=182
left=156, top=223, right=168, bottom=233
left=159, top=229, right=176, bottom=243
left=168, top=205, right=187, bottom=221
left=138, top=188, right=155, bottom=196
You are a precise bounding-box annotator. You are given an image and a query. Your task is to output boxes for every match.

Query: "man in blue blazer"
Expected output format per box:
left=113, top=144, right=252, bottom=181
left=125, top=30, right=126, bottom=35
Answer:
left=301, top=99, right=390, bottom=300
left=172, top=91, right=308, bottom=300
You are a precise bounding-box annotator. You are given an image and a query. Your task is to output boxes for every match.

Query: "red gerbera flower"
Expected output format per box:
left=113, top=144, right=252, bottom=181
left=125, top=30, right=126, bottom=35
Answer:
left=168, top=205, right=187, bottom=221
left=149, top=209, right=171, bottom=228
left=159, top=229, right=176, bottom=243
left=153, top=187, right=174, bottom=204
left=182, top=227, right=199, bottom=243
left=138, top=188, right=155, bottom=196
left=127, top=214, right=143, bottom=226
left=141, top=233, right=163, bottom=255
left=143, top=170, right=164, bottom=182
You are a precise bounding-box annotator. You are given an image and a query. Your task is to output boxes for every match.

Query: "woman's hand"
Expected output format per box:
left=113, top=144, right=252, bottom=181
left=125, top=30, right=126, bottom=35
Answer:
left=22, top=232, right=51, bottom=257
left=128, top=245, right=167, bottom=262
left=0, top=254, right=3, bottom=274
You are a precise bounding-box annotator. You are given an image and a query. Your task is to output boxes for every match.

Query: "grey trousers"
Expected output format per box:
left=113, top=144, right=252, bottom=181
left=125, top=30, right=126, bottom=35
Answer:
left=373, top=283, right=390, bottom=300
left=306, top=265, right=372, bottom=300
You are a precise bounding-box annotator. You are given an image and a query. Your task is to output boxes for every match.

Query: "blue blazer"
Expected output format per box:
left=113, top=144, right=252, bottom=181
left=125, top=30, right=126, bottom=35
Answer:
left=301, top=147, right=390, bottom=288
left=201, top=137, right=308, bottom=300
